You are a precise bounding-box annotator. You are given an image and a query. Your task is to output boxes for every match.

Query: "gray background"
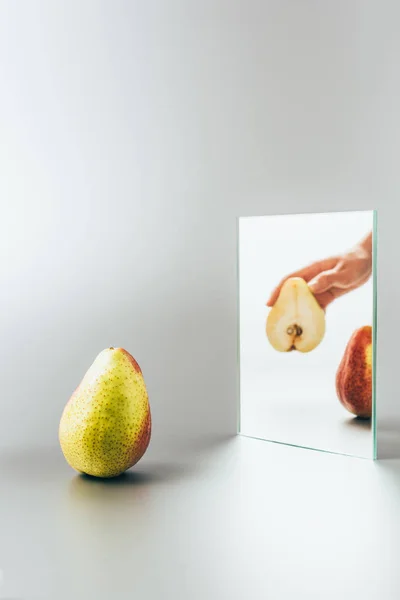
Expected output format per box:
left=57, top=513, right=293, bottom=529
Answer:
left=0, top=2, right=399, bottom=599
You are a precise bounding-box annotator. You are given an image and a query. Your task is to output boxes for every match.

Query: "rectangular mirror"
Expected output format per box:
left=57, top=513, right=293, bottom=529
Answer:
left=238, top=209, right=377, bottom=459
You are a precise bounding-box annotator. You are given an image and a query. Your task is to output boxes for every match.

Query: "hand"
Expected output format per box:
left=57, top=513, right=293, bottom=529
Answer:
left=266, top=232, right=373, bottom=310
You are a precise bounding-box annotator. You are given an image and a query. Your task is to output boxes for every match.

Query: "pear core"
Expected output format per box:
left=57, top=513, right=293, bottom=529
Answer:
left=266, top=277, right=326, bottom=353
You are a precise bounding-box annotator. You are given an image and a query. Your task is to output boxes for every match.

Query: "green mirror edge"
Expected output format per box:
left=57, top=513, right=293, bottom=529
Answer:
left=235, top=211, right=377, bottom=459
left=236, top=216, right=241, bottom=435
left=372, top=209, right=378, bottom=460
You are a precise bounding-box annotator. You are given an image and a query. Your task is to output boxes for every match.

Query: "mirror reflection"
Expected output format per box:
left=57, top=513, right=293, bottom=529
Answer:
left=238, top=210, right=376, bottom=459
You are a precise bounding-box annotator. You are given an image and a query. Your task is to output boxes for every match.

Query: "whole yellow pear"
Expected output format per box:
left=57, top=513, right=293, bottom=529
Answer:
left=59, top=347, right=151, bottom=478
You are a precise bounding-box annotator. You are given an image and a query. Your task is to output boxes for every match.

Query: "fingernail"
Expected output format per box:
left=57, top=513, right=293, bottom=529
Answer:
left=307, top=280, right=317, bottom=292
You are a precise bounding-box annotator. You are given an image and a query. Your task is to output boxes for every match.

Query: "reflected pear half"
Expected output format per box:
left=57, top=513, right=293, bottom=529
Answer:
left=266, top=277, right=325, bottom=353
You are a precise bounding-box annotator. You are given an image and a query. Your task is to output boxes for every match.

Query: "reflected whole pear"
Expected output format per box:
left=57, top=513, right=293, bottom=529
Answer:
left=336, top=325, right=372, bottom=419
left=59, top=347, right=151, bottom=478
left=266, top=277, right=326, bottom=353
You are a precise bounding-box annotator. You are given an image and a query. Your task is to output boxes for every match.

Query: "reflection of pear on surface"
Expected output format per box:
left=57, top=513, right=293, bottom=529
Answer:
left=59, top=347, right=151, bottom=478
left=266, top=277, right=325, bottom=353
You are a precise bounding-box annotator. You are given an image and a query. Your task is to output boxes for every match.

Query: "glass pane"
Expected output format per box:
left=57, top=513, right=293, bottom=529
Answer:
left=238, top=210, right=377, bottom=459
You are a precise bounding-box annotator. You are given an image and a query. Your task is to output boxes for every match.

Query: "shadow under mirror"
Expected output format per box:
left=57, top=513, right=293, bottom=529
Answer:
left=238, top=209, right=377, bottom=459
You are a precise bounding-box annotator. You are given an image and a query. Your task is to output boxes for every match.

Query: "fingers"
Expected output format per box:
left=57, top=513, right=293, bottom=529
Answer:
left=315, top=286, right=353, bottom=310
left=308, top=259, right=362, bottom=294
left=308, top=267, right=340, bottom=294
left=313, top=290, right=336, bottom=310
left=266, top=257, right=339, bottom=307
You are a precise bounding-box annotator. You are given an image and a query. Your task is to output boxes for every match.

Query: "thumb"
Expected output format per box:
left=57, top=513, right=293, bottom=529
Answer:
left=308, top=268, right=340, bottom=294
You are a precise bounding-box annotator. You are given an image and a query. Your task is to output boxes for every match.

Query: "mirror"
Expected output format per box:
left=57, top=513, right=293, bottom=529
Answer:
left=238, top=210, right=377, bottom=459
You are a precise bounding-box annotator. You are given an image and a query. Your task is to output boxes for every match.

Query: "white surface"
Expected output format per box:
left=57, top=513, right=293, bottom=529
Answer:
left=239, top=211, right=374, bottom=458
left=0, top=434, right=400, bottom=599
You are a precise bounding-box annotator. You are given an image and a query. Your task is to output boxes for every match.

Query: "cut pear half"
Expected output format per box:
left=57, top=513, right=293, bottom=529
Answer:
left=266, top=277, right=325, bottom=353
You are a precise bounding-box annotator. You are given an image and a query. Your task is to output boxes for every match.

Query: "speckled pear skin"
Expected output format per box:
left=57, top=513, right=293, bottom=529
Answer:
left=59, top=347, right=151, bottom=478
left=336, top=326, right=372, bottom=419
